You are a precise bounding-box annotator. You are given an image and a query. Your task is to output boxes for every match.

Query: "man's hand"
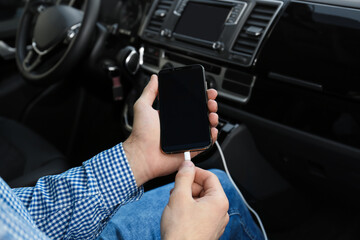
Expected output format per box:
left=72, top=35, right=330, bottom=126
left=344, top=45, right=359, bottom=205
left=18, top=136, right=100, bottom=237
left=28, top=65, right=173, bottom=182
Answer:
left=161, top=161, right=229, bottom=240
left=123, top=74, right=219, bottom=186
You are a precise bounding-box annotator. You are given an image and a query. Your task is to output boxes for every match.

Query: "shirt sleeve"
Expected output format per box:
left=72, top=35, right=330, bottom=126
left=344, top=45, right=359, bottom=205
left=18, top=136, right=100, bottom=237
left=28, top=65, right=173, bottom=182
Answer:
left=12, top=142, right=144, bottom=240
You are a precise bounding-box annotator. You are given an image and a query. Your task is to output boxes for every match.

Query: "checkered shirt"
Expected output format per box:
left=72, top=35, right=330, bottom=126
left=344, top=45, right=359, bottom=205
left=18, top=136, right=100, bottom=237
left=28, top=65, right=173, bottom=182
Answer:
left=0, top=142, right=143, bottom=240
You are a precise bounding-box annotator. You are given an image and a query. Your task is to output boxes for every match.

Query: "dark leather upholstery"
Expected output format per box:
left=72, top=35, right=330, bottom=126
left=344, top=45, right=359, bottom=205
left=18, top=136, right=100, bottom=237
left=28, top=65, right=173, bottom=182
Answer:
left=0, top=117, right=68, bottom=188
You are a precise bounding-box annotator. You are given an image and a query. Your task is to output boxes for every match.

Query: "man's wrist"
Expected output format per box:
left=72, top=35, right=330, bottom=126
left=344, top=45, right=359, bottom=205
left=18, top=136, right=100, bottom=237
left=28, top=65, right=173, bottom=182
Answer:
left=123, top=138, right=150, bottom=187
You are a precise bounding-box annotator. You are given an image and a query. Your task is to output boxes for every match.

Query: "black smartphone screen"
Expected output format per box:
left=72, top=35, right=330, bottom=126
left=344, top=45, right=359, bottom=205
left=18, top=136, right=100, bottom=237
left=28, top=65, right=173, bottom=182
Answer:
left=158, top=64, right=211, bottom=153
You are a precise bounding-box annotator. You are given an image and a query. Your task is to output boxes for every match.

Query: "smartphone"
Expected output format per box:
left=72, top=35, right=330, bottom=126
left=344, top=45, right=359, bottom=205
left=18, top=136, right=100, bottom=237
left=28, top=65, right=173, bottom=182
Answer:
left=158, top=64, right=212, bottom=154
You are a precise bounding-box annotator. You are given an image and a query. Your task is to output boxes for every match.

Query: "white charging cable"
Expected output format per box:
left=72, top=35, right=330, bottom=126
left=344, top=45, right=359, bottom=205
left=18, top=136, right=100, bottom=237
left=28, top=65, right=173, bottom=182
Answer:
left=215, top=140, right=268, bottom=240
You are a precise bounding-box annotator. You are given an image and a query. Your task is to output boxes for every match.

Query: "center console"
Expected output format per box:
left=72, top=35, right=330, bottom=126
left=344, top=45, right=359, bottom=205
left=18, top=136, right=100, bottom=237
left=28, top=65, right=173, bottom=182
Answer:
left=138, top=0, right=283, bottom=103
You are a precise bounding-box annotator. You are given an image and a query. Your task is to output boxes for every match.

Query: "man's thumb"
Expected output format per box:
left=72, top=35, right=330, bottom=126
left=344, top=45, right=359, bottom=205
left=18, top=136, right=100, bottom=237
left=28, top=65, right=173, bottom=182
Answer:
left=140, top=74, right=158, bottom=105
left=173, top=161, right=195, bottom=197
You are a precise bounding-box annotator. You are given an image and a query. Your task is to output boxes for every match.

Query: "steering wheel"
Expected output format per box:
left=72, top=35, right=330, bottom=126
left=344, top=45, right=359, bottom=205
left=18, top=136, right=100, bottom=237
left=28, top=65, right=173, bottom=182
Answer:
left=15, top=0, right=100, bottom=85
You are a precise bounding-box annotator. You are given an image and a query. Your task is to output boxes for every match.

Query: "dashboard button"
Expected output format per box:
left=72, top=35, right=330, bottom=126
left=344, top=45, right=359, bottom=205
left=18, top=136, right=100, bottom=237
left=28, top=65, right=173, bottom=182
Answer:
left=160, top=29, right=172, bottom=38
left=212, top=41, right=225, bottom=51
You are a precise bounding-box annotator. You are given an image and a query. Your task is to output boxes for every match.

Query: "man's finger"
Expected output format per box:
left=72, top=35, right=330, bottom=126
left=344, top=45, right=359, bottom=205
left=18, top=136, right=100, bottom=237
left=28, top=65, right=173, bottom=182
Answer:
left=140, top=74, right=158, bottom=105
left=191, top=182, right=204, bottom=197
left=211, top=127, right=218, bottom=143
left=208, top=99, right=218, bottom=113
left=194, top=167, right=223, bottom=196
left=207, top=89, right=218, bottom=100
left=170, top=183, right=202, bottom=197
left=172, top=161, right=196, bottom=199
left=209, top=112, right=218, bottom=127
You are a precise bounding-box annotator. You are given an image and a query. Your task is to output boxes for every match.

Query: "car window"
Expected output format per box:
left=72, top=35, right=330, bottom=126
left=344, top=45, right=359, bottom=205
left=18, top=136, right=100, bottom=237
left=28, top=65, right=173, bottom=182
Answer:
left=0, top=0, right=25, bottom=40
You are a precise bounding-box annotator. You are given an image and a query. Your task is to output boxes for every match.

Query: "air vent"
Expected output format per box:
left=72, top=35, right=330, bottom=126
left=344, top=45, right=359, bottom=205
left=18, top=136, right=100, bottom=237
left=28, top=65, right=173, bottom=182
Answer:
left=146, top=0, right=174, bottom=33
left=232, top=1, right=282, bottom=65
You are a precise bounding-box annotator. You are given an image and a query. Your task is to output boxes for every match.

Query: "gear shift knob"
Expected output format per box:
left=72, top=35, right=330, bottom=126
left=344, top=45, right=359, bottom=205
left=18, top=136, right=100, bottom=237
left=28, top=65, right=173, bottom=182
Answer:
left=116, top=46, right=139, bottom=75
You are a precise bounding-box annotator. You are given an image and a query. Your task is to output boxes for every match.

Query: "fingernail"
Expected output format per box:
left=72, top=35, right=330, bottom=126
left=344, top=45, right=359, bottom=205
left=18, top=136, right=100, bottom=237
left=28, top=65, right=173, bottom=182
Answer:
left=183, top=161, right=194, bottom=168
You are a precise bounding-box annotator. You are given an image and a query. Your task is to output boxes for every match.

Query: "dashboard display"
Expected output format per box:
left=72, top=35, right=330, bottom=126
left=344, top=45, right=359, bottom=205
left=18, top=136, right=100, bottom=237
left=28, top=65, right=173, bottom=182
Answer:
left=174, top=1, right=231, bottom=42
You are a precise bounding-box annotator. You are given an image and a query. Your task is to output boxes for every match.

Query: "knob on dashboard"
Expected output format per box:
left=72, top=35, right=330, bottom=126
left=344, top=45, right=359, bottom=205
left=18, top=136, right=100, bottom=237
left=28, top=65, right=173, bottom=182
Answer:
left=212, top=41, right=225, bottom=52
left=116, top=46, right=140, bottom=75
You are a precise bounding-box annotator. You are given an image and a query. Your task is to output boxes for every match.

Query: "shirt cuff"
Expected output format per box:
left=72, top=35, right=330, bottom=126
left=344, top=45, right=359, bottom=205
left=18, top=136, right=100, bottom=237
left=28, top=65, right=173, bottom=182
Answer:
left=85, top=143, right=144, bottom=209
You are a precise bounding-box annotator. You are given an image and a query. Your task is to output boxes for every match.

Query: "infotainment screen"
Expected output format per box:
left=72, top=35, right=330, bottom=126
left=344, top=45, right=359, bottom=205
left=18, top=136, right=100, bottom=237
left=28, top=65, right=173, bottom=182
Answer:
left=174, top=1, right=232, bottom=42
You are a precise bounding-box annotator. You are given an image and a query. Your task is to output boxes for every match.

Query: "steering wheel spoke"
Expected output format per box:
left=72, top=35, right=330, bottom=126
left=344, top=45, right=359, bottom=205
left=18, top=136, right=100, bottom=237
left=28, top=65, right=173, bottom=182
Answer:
left=23, top=49, right=42, bottom=72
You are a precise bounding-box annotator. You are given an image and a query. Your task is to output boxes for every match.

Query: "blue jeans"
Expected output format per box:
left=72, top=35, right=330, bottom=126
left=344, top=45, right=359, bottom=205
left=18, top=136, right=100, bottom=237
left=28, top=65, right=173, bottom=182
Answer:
left=98, top=169, right=264, bottom=240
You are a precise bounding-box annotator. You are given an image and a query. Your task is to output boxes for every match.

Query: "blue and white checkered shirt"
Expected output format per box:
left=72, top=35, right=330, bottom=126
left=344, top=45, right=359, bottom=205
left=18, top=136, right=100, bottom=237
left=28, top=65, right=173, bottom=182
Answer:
left=0, top=143, right=143, bottom=240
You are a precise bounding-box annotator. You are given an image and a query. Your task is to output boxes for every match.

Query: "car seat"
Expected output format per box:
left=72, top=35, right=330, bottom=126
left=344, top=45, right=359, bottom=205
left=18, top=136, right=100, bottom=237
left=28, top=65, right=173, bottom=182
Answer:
left=0, top=117, right=68, bottom=188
